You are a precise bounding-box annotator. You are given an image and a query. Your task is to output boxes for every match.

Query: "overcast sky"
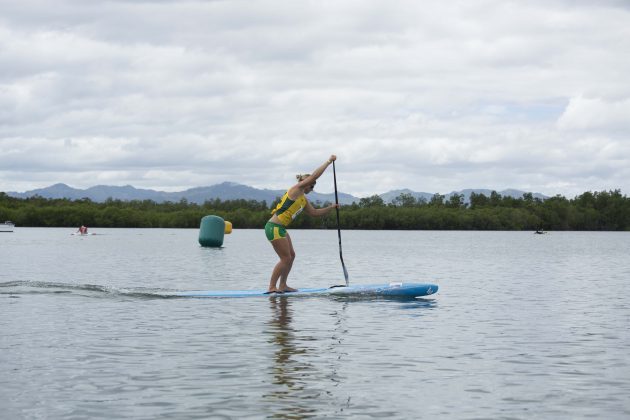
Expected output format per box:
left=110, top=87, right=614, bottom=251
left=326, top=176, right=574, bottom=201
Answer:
left=1, top=0, right=629, bottom=198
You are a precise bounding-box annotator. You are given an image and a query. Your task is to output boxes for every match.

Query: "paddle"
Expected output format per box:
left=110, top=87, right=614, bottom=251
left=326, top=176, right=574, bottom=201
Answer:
left=332, top=161, right=349, bottom=286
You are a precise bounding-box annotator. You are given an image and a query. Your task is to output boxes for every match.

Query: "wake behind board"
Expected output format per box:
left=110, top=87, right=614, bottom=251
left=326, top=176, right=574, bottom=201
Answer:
left=175, top=282, right=438, bottom=298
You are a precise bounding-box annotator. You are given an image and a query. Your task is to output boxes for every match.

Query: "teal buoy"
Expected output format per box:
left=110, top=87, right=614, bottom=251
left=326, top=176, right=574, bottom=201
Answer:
left=198, top=215, right=225, bottom=247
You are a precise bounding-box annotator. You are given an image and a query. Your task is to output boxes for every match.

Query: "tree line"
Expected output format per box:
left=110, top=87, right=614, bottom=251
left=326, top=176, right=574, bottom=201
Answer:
left=1, top=189, right=629, bottom=231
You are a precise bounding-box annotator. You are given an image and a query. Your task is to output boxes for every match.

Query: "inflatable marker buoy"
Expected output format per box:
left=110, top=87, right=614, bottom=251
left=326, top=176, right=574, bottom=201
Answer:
left=198, top=215, right=232, bottom=247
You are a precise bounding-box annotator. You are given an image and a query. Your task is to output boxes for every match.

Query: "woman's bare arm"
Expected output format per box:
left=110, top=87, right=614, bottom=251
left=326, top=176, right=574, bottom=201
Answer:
left=296, top=155, right=337, bottom=189
left=305, top=200, right=339, bottom=217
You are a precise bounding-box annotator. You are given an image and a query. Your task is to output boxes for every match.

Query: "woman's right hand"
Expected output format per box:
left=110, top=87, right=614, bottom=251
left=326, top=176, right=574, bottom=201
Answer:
left=329, top=155, right=337, bottom=163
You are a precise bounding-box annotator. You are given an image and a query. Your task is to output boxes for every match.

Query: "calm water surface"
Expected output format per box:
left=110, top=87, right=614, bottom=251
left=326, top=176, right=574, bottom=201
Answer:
left=1, top=228, right=629, bottom=419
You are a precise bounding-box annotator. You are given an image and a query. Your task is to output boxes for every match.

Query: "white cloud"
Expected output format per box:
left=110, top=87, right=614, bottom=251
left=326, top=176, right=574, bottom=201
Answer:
left=1, top=0, right=629, bottom=198
left=558, top=95, right=630, bottom=132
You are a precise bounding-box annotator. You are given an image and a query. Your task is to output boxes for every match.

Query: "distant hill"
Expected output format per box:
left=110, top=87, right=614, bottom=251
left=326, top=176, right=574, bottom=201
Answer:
left=6, top=182, right=360, bottom=205
left=378, top=188, right=546, bottom=204
left=6, top=183, right=547, bottom=205
left=379, top=189, right=435, bottom=204
left=445, top=189, right=547, bottom=203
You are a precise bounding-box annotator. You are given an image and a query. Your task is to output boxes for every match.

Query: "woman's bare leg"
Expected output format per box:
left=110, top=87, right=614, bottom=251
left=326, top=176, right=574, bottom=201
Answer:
left=269, top=236, right=294, bottom=293
left=277, top=234, right=296, bottom=292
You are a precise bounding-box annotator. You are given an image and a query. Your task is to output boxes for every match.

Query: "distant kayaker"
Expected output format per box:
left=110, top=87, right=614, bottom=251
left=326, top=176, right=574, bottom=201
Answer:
left=265, top=155, right=339, bottom=293
left=77, top=225, right=88, bottom=234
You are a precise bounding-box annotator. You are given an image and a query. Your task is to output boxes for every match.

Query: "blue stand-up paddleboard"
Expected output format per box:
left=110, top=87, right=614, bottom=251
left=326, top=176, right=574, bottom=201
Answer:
left=175, top=282, right=438, bottom=298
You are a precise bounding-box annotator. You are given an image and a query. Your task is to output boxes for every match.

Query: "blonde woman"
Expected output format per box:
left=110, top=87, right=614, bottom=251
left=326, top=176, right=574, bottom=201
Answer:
left=265, top=155, right=339, bottom=293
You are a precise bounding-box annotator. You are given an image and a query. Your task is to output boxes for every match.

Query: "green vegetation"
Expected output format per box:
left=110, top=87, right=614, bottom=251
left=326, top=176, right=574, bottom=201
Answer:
left=1, top=190, right=629, bottom=231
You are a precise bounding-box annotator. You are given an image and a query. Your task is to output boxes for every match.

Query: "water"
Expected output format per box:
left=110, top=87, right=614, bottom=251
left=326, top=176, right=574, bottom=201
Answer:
left=1, top=228, right=629, bottom=419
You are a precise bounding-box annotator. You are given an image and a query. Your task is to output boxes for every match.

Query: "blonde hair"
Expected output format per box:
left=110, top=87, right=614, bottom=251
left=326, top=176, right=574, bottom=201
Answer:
left=296, top=174, right=311, bottom=182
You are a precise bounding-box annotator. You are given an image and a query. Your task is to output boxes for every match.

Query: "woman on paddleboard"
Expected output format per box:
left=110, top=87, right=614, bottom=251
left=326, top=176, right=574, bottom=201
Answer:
left=265, top=155, right=339, bottom=293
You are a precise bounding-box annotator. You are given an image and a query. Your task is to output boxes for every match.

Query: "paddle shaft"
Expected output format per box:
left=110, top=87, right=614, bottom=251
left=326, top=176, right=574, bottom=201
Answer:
left=332, top=161, right=349, bottom=285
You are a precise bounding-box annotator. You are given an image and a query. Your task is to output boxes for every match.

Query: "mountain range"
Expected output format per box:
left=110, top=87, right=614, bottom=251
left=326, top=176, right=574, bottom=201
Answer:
left=5, top=182, right=547, bottom=205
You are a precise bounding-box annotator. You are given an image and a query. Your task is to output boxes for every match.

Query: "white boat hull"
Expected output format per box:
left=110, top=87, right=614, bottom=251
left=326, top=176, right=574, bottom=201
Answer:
left=0, top=222, right=15, bottom=232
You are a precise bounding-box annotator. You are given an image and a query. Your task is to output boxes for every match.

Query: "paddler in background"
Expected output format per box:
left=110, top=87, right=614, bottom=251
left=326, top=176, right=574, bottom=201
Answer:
left=265, top=155, right=339, bottom=293
left=77, top=225, right=88, bottom=234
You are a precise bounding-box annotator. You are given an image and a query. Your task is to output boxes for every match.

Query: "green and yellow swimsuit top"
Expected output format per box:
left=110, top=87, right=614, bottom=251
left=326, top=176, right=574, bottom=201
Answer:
left=271, top=192, right=307, bottom=227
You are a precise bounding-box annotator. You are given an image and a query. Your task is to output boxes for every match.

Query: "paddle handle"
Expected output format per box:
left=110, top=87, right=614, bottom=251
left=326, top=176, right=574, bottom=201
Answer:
left=332, top=161, right=349, bottom=286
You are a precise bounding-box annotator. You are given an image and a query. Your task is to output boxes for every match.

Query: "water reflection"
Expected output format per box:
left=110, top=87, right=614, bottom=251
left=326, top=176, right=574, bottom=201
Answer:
left=395, top=297, right=439, bottom=312
left=263, top=296, right=317, bottom=418
left=266, top=297, right=303, bottom=384
left=263, top=297, right=349, bottom=418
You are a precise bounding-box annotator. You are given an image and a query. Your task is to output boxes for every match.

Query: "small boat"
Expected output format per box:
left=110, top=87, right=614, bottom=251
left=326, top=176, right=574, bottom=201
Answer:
left=0, top=221, right=15, bottom=233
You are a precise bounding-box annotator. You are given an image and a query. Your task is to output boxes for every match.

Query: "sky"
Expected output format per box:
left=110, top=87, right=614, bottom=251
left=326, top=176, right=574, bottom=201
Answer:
left=1, top=0, right=629, bottom=198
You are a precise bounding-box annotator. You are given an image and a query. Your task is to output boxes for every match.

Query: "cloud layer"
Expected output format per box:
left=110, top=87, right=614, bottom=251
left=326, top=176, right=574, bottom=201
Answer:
left=1, top=0, right=629, bottom=197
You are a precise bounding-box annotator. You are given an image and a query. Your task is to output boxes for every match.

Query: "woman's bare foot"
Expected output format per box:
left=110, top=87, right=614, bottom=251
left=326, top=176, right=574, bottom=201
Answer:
left=279, top=286, right=298, bottom=292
